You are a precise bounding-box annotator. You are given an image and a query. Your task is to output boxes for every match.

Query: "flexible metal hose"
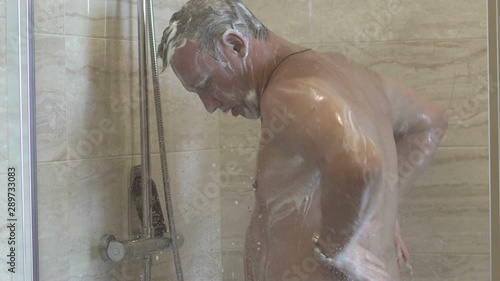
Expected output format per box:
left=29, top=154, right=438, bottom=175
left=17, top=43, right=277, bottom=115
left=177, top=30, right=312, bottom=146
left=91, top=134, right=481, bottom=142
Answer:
left=145, top=0, right=184, bottom=280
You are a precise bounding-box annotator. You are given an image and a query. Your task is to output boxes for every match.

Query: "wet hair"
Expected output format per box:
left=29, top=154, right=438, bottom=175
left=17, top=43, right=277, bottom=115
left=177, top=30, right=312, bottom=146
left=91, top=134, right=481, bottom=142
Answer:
left=158, top=0, right=269, bottom=72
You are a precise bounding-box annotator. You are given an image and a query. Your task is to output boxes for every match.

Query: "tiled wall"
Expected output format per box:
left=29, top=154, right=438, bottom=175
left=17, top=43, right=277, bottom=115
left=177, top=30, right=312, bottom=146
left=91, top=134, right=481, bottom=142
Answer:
left=34, top=0, right=221, bottom=280
left=219, top=0, right=490, bottom=280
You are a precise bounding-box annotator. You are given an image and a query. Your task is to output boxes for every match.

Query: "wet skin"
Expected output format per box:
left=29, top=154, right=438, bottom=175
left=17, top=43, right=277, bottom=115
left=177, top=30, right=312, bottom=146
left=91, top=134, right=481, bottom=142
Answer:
left=168, top=34, right=447, bottom=281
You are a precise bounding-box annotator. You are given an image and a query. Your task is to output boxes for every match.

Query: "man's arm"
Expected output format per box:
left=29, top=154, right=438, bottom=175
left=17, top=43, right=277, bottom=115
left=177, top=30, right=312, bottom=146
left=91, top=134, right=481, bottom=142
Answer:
left=262, top=79, right=387, bottom=279
left=380, top=74, right=448, bottom=198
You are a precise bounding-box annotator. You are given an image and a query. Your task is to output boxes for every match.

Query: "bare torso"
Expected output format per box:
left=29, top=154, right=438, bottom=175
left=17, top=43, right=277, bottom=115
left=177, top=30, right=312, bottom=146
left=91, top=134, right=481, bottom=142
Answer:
left=244, top=51, right=401, bottom=281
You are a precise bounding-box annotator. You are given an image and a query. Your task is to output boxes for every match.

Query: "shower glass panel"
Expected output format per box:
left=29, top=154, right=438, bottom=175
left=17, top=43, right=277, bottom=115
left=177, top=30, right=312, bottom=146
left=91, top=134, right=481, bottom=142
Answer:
left=25, top=0, right=494, bottom=281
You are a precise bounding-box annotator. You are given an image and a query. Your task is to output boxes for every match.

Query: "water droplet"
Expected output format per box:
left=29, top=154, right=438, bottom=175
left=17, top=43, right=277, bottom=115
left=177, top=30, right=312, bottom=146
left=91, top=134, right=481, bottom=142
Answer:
left=235, top=200, right=239, bottom=205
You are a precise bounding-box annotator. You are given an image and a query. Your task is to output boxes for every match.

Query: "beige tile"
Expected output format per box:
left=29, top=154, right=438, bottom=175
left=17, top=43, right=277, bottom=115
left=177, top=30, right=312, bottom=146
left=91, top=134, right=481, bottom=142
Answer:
left=246, top=0, right=486, bottom=44
left=221, top=250, right=245, bottom=281
left=34, top=0, right=64, bottom=34
left=313, top=40, right=487, bottom=101
left=219, top=148, right=258, bottom=190
left=35, top=34, right=67, bottom=162
left=437, top=99, right=488, bottom=147
left=121, top=260, right=142, bottom=281
left=313, top=39, right=488, bottom=147
left=400, top=147, right=489, bottom=255
left=64, top=0, right=137, bottom=40
left=65, top=37, right=137, bottom=160
left=149, top=151, right=221, bottom=250
left=400, top=254, right=489, bottom=281
left=149, top=251, right=223, bottom=281
left=219, top=148, right=257, bottom=251
left=69, top=264, right=124, bottom=281
left=135, top=69, right=220, bottom=155
left=150, top=0, right=186, bottom=45
left=65, top=157, right=131, bottom=280
left=37, top=163, right=70, bottom=280
left=221, top=188, right=254, bottom=251
left=219, top=112, right=260, bottom=150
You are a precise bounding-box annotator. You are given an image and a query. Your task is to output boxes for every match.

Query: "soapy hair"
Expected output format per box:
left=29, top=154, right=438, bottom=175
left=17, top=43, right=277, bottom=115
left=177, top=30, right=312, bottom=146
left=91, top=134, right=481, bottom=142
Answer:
left=158, top=0, right=269, bottom=72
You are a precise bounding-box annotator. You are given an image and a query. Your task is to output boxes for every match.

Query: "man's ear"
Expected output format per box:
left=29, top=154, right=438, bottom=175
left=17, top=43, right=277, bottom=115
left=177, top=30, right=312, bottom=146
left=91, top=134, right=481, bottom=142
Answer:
left=221, top=30, right=248, bottom=59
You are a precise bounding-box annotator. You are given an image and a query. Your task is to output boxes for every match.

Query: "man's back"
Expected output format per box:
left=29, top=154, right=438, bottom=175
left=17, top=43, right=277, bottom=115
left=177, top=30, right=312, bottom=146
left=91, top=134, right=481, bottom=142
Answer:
left=245, top=50, right=401, bottom=280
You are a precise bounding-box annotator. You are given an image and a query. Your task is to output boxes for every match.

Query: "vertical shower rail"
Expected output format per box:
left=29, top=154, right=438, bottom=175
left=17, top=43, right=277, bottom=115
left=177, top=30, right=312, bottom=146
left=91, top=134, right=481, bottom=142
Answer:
left=137, top=0, right=154, bottom=279
left=99, top=0, right=185, bottom=280
left=144, top=0, right=185, bottom=279
left=137, top=0, right=185, bottom=280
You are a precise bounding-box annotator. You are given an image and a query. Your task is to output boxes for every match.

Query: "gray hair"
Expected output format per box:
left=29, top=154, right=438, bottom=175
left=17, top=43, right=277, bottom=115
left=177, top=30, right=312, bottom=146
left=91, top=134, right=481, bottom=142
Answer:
left=158, top=0, right=269, bottom=72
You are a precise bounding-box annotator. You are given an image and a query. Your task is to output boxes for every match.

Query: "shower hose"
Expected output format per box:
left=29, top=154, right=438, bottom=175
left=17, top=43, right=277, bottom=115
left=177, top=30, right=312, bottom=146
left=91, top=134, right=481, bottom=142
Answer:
left=145, top=0, right=184, bottom=280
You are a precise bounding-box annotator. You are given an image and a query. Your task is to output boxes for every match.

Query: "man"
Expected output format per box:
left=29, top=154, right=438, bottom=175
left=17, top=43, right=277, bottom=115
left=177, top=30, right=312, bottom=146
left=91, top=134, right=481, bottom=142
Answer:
left=158, top=0, right=448, bottom=280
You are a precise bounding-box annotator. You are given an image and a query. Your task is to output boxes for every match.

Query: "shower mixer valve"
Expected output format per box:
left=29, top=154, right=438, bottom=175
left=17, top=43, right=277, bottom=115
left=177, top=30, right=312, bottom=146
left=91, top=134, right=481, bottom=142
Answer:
left=99, top=165, right=184, bottom=263
left=99, top=233, right=184, bottom=262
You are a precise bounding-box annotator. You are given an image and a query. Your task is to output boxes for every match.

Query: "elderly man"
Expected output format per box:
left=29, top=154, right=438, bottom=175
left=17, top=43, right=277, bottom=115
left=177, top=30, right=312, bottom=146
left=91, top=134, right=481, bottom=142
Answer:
left=158, top=0, right=447, bottom=280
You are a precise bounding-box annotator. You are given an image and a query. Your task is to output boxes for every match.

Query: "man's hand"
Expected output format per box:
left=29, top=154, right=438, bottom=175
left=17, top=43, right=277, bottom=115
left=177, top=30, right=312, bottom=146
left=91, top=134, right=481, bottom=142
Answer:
left=316, top=221, right=393, bottom=281
left=336, top=242, right=392, bottom=281
left=395, top=219, right=410, bottom=268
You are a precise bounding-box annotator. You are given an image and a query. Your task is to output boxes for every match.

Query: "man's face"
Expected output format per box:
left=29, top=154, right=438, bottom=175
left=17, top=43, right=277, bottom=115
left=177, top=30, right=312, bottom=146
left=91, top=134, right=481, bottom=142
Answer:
left=169, top=40, right=260, bottom=119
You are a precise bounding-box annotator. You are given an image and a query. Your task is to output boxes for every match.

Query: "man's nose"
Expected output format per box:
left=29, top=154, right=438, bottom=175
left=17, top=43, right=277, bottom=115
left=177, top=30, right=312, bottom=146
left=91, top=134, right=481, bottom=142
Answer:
left=197, top=92, right=220, bottom=113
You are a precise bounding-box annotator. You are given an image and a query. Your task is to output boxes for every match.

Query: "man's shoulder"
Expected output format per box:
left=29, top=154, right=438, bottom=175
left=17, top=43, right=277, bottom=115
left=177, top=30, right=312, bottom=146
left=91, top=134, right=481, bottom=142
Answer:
left=260, top=75, right=348, bottom=124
